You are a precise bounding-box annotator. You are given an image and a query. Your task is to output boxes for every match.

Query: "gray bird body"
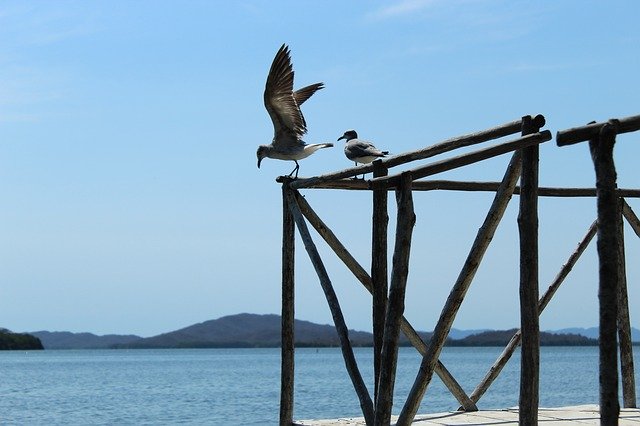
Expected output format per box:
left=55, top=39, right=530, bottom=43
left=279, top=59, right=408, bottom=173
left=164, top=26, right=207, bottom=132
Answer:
left=338, top=130, right=388, bottom=165
left=257, top=44, right=333, bottom=177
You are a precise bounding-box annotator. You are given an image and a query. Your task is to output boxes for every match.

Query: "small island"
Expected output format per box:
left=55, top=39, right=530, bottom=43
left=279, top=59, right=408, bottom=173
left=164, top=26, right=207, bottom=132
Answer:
left=0, top=329, right=44, bottom=350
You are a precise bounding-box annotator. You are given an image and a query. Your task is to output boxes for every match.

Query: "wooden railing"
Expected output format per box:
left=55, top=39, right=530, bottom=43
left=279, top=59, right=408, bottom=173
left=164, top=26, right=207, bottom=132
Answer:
left=276, top=113, right=639, bottom=426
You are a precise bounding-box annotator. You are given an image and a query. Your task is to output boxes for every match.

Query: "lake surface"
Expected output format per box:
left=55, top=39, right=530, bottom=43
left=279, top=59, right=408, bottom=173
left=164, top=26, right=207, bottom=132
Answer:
left=1, top=346, right=637, bottom=424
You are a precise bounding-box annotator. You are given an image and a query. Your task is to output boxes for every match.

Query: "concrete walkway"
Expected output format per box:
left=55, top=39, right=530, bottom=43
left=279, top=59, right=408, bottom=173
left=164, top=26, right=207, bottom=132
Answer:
left=294, top=405, right=640, bottom=425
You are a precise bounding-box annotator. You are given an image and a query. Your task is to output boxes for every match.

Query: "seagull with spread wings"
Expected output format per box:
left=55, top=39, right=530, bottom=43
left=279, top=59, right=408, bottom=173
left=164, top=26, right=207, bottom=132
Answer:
left=257, top=44, right=333, bottom=178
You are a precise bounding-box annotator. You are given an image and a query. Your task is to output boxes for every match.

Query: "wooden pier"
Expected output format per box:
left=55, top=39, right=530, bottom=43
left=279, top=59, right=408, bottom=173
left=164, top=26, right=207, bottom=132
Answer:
left=277, top=114, right=640, bottom=425
left=294, top=405, right=640, bottom=425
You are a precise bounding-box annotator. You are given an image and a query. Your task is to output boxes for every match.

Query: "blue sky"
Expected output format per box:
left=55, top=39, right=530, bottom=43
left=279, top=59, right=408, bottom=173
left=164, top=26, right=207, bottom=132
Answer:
left=1, top=1, right=638, bottom=337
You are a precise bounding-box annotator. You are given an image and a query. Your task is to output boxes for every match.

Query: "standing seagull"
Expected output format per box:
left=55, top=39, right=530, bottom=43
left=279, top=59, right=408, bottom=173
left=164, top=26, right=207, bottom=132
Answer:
left=338, top=130, right=388, bottom=178
left=257, top=44, right=333, bottom=178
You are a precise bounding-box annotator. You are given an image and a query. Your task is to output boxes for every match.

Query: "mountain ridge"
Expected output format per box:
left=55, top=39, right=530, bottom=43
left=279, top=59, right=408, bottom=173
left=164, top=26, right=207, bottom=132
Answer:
left=31, top=330, right=141, bottom=350
left=28, top=313, right=639, bottom=349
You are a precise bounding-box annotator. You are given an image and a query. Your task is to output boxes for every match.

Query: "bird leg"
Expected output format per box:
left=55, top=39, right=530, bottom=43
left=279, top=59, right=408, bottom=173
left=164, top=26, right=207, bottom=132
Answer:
left=351, top=162, right=365, bottom=180
left=288, top=161, right=300, bottom=178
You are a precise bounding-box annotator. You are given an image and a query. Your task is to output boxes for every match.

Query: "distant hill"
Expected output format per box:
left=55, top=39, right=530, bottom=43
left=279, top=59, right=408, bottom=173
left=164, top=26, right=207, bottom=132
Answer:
left=115, top=313, right=375, bottom=349
left=0, top=329, right=44, bottom=350
left=31, top=331, right=141, bottom=350
left=552, top=327, right=640, bottom=342
left=113, top=314, right=605, bottom=349
left=28, top=314, right=639, bottom=349
left=448, top=328, right=491, bottom=340
left=451, top=329, right=597, bottom=346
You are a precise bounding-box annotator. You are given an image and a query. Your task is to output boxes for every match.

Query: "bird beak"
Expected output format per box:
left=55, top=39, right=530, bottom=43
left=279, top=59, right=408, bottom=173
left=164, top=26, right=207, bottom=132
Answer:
left=337, top=135, right=345, bottom=141
left=257, top=157, right=262, bottom=168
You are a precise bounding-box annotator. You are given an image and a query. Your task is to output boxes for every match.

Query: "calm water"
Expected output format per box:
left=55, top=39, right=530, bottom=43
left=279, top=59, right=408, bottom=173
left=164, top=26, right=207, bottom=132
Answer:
left=0, top=346, right=637, bottom=424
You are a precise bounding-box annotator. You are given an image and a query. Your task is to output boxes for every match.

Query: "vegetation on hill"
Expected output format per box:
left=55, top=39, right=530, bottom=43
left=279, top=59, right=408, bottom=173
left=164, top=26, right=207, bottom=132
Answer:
left=113, top=314, right=375, bottom=349
left=111, top=314, right=600, bottom=349
left=450, top=329, right=597, bottom=346
left=30, top=331, right=142, bottom=350
left=0, top=329, right=44, bottom=350
left=31, top=314, right=631, bottom=349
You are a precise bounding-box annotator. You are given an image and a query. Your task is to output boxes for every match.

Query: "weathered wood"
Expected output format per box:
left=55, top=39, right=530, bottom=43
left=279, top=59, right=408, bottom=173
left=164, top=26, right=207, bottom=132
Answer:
left=280, top=183, right=296, bottom=426
left=538, top=221, right=598, bottom=312
left=375, top=173, right=416, bottom=426
left=382, top=117, right=533, bottom=169
left=518, top=116, right=540, bottom=426
left=589, top=123, right=621, bottom=424
left=469, top=331, right=521, bottom=404
left=396, top=319, right=477, bottom=412
left=287, top=192, right=375, bottom=424
left=397, top=150, right=523, bottom=426
left=295, top=178, right=640, bottom=198
left=410, top=181, right=640, bottom=198
left=286, top=117, right=531, bottom=189
left=286, top=191, right=375, bottom=425
left=411, top=182, right=640, bottom=197
left=556, top=114, right=640, bottom=146
left=294, top=192, right=372, bottom=287
left=371, top=160, right=388, bottom=403
left=371, top=131, right=551, bottom=190
left=295, top=179, right=370, bottom=190
left=622, top=200, right=640, bottom=238
left=468, top=220, right=597, bottom=404
left=617, top=199, right=637, bottom=408
left=292, top=192, right=477, bottom=411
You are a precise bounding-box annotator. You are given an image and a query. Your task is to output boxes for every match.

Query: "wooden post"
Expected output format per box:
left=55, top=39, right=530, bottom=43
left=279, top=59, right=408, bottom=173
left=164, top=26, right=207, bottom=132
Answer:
left=621, top=198, right=639, bottom=409
left=293, top=191, right=477, bottom=411
left=375, top=172, right=416, bottom=426
left=371, top=159, right=388, bottom=403
left=469, top=220, right=597, bottom=404
left=617, top=198, right=636, bottom=408
left=280, top=182, right=295, bottom=426
left=589, top=122, right=620, bottom=424
left=286, top=190, right=375, bottom=425
left=518, top=116, right=541, bottom=425
left=397, top=148, right=523, bottom=426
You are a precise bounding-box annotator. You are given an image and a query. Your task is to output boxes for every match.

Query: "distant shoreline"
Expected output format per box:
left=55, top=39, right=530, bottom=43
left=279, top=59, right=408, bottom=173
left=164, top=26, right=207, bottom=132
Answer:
left=30, top=341, right=640, bottom=350
left=24, top=314, right=640, bottom=350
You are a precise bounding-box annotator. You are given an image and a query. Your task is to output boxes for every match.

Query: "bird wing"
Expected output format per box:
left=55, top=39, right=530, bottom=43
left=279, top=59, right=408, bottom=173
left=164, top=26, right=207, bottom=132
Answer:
left=264, top=44, right=307, bottom=143
left=352, top=140, right=384, bottom=156
left=294, top=83, right=324, bottom=106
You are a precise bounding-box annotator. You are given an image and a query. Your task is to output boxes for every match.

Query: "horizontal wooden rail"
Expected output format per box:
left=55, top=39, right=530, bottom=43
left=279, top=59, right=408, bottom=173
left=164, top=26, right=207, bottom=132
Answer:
left=383, top=116, right=540, bottom=169
left=282, top=116, right=540, bottom=189
left=413, top=182, right=640, bottom=197
left=556, top=114, right=640, bottom=146
left=301, top=179, right=640, bottom=197
left=371, top=131, right=552, bottom=190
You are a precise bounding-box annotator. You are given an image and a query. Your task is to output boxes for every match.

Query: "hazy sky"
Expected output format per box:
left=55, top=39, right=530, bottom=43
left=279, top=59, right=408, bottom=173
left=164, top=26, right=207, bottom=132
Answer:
left=1, top=1, right=638, bottom=337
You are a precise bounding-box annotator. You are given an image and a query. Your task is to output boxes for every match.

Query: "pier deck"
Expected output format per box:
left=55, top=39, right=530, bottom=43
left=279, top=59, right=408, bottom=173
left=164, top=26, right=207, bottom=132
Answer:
left=294, top=405, right=640, bottom=425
